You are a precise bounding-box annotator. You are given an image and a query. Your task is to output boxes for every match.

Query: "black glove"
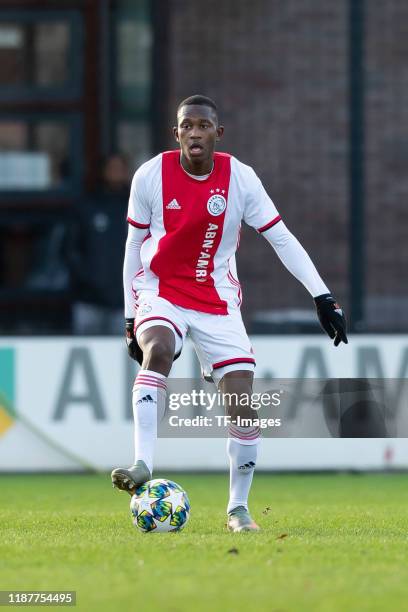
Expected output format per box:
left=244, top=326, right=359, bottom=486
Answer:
left=314, top=294, right=348, bottom=347
left=125, top=318, right=143, bottom=365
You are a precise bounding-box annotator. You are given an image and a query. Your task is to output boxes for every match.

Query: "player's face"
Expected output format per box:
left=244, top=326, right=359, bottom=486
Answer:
left=173, top=105, right=224, bottom=171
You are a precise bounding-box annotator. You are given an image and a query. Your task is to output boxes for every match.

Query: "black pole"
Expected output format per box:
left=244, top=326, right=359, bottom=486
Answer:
left=150, top=0, right=170, bottom=154
left=99, top=0, right=111, bottom=156
left=349, top=0, right=365, bottom=331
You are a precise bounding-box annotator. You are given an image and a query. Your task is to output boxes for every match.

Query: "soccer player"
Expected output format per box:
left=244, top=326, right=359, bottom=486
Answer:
left=111, top=95, right=347, bottom=532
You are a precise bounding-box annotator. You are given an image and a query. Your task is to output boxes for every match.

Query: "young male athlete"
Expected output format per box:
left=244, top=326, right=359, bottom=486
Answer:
left=111, top=95, right=347, bottom=532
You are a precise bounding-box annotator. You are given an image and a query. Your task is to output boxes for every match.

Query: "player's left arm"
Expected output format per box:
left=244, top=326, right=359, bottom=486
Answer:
left=262, top=222, right=347, bottom=346
left=242, top=164, right=347, bottom=346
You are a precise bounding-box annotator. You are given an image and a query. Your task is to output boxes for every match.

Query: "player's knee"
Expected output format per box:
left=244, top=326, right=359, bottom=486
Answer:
left=142, top=337, right=174, bottom=371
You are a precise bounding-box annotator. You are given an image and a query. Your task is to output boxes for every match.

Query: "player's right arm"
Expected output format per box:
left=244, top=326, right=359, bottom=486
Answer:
left=124, top=166, right=152, bottom=361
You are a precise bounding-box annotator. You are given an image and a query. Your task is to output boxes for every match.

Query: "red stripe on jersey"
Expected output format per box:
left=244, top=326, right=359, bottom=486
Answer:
left=228, top=271, right=240, bottom=288
left=257, top=215, right=282, bottom=233
left=127, top=216, right=150, bottom=229
left=212, top=357, right=256, bottom=370
left=150, top=151, right=232, bottom=315
left=227, top=271, right=242, bottom=306
left=135, top=316, right=183, bottom=339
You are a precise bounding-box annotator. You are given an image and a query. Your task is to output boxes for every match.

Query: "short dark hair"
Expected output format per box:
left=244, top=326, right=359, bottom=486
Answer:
left=177, top=94, right=218, bottom=117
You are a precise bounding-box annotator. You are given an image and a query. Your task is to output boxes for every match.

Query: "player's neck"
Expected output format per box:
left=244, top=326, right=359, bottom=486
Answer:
left=179, top=153, right=214, bottom=177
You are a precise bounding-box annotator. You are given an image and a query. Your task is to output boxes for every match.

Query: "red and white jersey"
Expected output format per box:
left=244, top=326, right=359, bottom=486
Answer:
left=127, top=150, right=281, bottom=315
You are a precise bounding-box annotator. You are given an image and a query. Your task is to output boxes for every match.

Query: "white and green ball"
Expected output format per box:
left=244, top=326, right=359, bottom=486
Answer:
left=130, top=478, right=190, bottom=533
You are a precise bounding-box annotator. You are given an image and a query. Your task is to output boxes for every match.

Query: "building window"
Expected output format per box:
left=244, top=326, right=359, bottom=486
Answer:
left=0, top=115, right=81, bottom=194
left=0, top=10, right=83, bottom=199
left=0, top=11, right=82, bottom=100
left=112, top=0, right=152, bottom=167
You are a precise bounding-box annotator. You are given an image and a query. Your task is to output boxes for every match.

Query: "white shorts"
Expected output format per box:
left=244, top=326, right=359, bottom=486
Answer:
left=135, top=291, right=255, bottom=385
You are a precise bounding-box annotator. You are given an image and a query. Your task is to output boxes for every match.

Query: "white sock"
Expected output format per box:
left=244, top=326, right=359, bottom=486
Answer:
left=227, top=425, right=260, bottom=514
left=132, top=369, right=167, bottom=473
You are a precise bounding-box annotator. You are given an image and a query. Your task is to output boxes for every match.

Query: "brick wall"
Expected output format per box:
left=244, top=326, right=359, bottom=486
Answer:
left=164, top=0, right=350, bottom=329
left=364, top=1, right=408, bottom=330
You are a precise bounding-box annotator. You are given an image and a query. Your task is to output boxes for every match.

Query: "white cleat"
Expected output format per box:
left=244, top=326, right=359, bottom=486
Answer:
left=227, top=506, right=260, bottom=532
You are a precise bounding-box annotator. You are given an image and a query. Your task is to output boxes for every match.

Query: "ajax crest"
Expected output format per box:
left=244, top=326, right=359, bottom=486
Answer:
left=207, top=194, right=226, bottom=216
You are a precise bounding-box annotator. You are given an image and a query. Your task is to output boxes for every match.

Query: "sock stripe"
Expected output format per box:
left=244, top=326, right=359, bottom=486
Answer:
left=229, top=433, right=260, bottom=441
left=134, top=383, right=166, bottom=391
left=137, top=372, right=166, bottom=381
left=229, top=425, right=259, bottom=435
left=134, top=374, right=167, bottom=391
left=228, top=425, right=260, bottom=440
left=136, top=375, right=167, bottom=385
left=134, top=380, right=167, bottom=391
left=133, top=380, right=167, bottom=391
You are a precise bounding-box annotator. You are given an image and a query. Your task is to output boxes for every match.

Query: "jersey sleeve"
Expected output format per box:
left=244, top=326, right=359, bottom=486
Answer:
left=127, top=166, right=151, bottom=229
left=243, top=167, right=282, bottom=232
left=123, top=224, right=148, bottom=318
left=262, top=221, right=330, bottom=297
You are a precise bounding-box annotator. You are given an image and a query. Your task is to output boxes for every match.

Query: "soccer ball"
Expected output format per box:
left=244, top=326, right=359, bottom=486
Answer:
left=130, top=478, right=190, bottom=533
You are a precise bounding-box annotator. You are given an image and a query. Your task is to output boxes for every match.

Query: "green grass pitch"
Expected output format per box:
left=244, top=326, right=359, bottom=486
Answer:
left=1, top=473, right=408, bottom=611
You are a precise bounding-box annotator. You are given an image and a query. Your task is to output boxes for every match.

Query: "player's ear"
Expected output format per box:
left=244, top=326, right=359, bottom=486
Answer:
left=216, top=125, right=224, bottom=141
left=173, top=126, right=180, bottom=143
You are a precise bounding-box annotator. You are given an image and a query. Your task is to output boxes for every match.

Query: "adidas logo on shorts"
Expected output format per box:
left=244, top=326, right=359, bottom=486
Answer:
left=166, top=198, right=181, bottom=210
